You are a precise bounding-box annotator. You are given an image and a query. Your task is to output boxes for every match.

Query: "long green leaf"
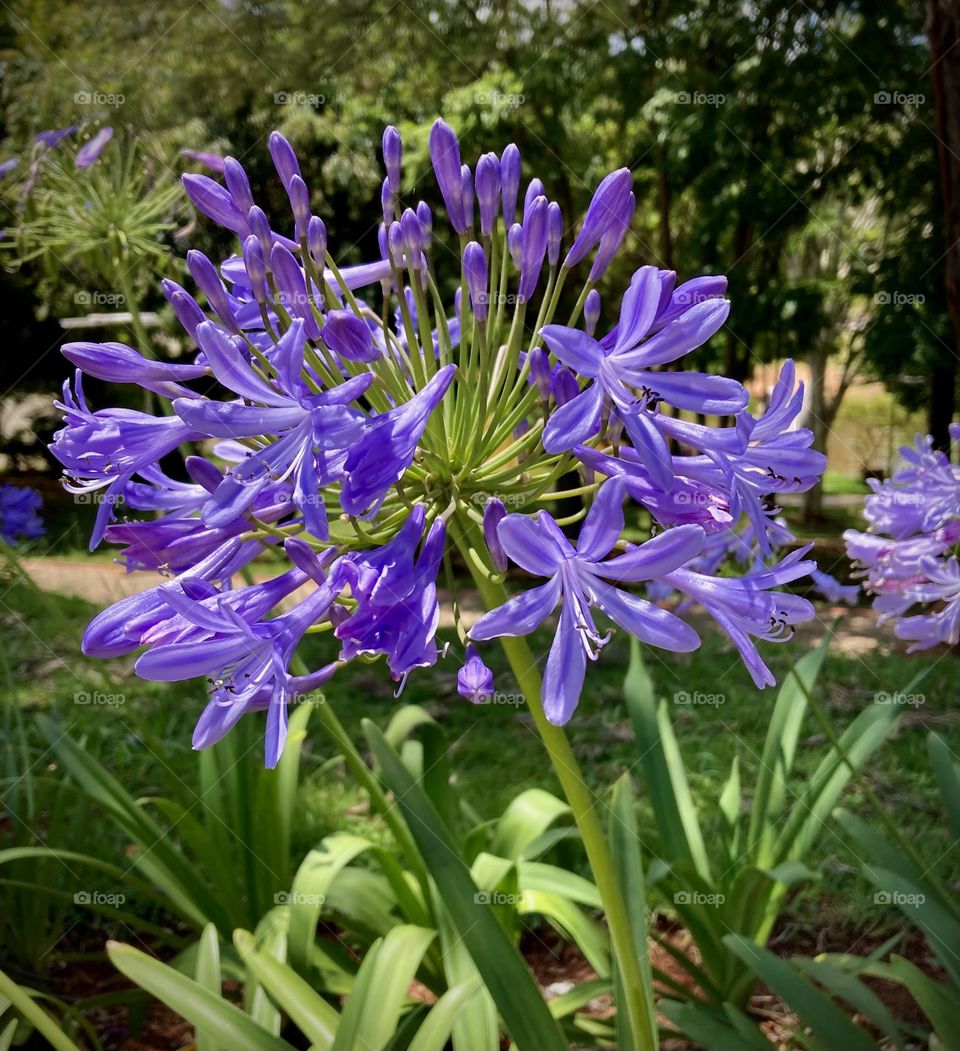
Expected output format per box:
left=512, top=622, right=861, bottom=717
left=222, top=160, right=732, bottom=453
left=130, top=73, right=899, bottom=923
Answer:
left=887, top=955, right=960, bottom=1047
left=330, top=924, right=435, bottom=1051
left=234, top=928, right=340, bottom=1050
left=748, top=632, right=831, bottom=863
left=106, top=942, right=296, bottom=1051
left=195, top=924, right=223, bottom=1051
left=624, top=639, right=710, bottom=880
left=0, top=970, right=80, bottom=1051
left=405, top=979, right=482, bottom=1051
left=364, top=721, right=568, bottom=1051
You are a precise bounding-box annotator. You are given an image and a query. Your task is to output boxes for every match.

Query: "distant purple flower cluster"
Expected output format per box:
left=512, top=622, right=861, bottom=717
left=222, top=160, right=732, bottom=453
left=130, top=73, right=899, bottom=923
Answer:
left=845, top=427, right=960, bottom=650
left=0, top=484, right=45, bottom=545
left=50, top=119, right=825, bottom=764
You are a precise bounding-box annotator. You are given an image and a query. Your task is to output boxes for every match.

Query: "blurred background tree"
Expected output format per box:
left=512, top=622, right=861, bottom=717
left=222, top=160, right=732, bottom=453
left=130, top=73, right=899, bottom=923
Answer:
left=0, top=0, right=952, bottom=481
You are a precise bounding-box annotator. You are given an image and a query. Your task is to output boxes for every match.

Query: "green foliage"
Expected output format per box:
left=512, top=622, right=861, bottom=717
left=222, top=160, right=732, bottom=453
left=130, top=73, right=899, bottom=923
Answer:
left=625, top=633, right=899, bottom=1019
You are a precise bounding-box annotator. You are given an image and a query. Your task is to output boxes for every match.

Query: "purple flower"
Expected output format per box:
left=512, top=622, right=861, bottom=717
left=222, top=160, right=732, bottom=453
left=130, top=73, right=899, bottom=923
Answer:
left=0, top=158, right=18, bottom=179
left=663, top=547, right=816, bottom=688
left=471, top=478, right=703, bottom=723
left=463, top=241, right=488, bottom=321
left=541, top=265, right=744, bottom=486
left=180, top=149, right=226, bottom=174
left=500, top=144, right=521, bottom=226
left=810, top=569, right=859, bottom=605
left=563, top=168, right=633, bottom=268
left=0, top=485, right=44, bottom=544
left=476, top=153, right=501, bottom=236
left=382, top=125, right=402, bottom=194
left=458, top=645, right=494, bottom=703
left=341, top=365, right=455, bottom=517
left=137, top=568, right=342, bottom=767
left=52, top=373, right=199, bottom=547
left=482, top=497, right=508, bottom=571
left=429, top=118, right=466, bottom=234
left=75, top=127, right=113, bottom=169
left=35, top=126, right=76, bottom=148
left=173, top=320, right=371, bottom=537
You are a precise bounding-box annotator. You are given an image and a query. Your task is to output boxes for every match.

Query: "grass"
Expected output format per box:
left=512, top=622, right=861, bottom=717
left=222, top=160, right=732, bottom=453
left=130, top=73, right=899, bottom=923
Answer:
left=3, top=551, right=958, bottom=950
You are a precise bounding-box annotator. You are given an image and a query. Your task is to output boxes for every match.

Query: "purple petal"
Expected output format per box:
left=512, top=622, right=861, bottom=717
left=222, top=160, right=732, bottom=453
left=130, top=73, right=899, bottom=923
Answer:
left=598, top=524, right=706, bottom=581
left=586, top=577, right=701, bottom=651
left=577, top=478, right=626, bottom=562
left=542, top=384, right=604, bottom=453
left=615, top=266, right=662, bottom=351
left=539, top=326, right=602, bottom=378
left=470, top=576, right=561, bottom=640
left=497, top=514, right=566, bottom=576
left=617, top=298, right=731, bottom=369
left=542, top=603, right=587, bottom=724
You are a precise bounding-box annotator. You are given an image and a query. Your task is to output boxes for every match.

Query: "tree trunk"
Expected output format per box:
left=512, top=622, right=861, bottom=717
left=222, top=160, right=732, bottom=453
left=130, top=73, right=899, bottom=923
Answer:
left=927, top=0, right=960, bottom=450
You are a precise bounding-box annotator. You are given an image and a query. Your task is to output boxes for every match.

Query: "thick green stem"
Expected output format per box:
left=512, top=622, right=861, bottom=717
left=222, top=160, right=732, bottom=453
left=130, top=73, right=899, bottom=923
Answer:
left=454, top=516, right=657, bottom=1050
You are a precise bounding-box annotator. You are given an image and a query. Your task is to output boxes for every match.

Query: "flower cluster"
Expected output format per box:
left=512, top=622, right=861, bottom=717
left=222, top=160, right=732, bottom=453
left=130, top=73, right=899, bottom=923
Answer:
left=0, top=484, right=45, bottom=545
left=51, top=119, right=824, bottom=764
left=844, top=427, right=960, bottom=650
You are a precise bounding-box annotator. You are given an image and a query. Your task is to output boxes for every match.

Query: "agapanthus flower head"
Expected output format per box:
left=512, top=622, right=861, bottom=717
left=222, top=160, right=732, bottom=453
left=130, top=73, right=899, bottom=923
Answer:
left=50, top=117, right=822, bottom=764
left=0, top=484, right=45, bottom=544
left=845, top=427, right=960, bottom=651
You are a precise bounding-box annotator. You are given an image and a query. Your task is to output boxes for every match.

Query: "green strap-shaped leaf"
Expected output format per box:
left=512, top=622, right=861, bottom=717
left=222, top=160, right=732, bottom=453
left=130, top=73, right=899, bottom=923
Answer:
left=608, top=775, right=658, bottom=1051
left=106, top=941, right=296, bottom=1051
left=491, top=788, right=571, bottom=860
left=331, top=924, right=435, bottom=1051
left=887, top=955, right=960, bottom=1048
left=748, top=631, right=831, bottom=864
left=234, top=929, right=340, bottom=1050
left=660, top=998, right=770, bottom=1051
left=928, top=732, right=960, bottom=841
left=624, top=639, right=711, bottom=881
left=0, top=970, right=80, bottom=1051
left=364, top=720, right=568, bottom=1051
left=724, top=936, right=882, bottom=1051
left=195, top=924, right=223, bottom=1051
left=404, top=979, right=482, bottom=1051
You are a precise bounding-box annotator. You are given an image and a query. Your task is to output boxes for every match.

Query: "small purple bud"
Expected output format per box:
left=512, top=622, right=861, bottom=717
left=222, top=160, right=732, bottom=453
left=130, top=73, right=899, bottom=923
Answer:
left=400, top=208, right=423, bottom=267
left=182, top=174, right=247, bottom=236
left=323, top=309, right=379, bottom=362
left=270, top=243, right=321, bottom=338
left=457, top=644, right=494, bottom=704
left=547, top=201, right=563, bottom=267
left=162, top=280, right=206, bottom=343
left=247, top=206, right=273, bottom=257
left=180, top=148, right=224, bottom=173
left=268, top=130, right=301, bottom=191
left=461, top=164, right=474, bottom=229
left=564, top=167, right=633, bottom=268
left=588, top=190, right=635, bottom=282
left=552, top=366, right=579, bottom=407
left=378, top=224, right=389, bottom=262
left=388, top=220, right=404, bottom=267
left=519, top=196, right=548, bottom=301
left=529, top=347, right=551, bottom=399
left=584, top=289, right=601, bottom=336
left=381, top=177, right=394, bottom=226
left=242, top=235, right=269, bottom=303
left=186, top=250, right=240, bottom=334
left=524, top=178, right=545, bottom=218
left=382, top=125, right=402, bottom=194
left=507, top=223, right=523, bottom=269
left=482, top=499, right=508, bottom=572
left=463, top=241, right=488, bottom=322
left=223, top=157, right=254, bottom=215
left=307, top=215, right=327, bottom=267
left=430, top=118, right=466, bottom=233
left=75, top=127, right=113, bottom=169
left=500, top=144, right=521, bottom=226
left=416, top=201, right=433, bottom=251
left=287, top=175, right=311, bottom=241
left=476, top=152, right=501, bottom=237
left=454, top=286, right=463, bottom=322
